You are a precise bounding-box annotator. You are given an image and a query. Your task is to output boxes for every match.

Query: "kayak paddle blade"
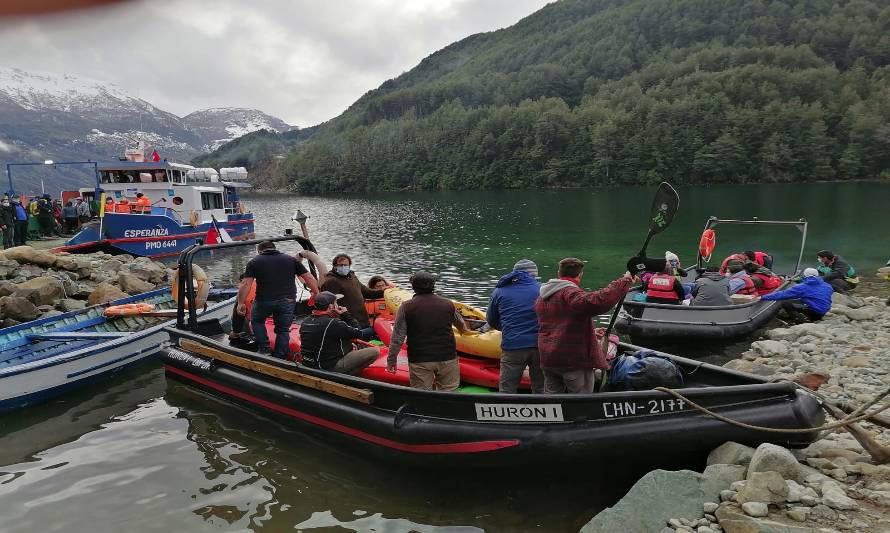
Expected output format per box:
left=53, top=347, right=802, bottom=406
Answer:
left=648, top=182, right=679, bottom=235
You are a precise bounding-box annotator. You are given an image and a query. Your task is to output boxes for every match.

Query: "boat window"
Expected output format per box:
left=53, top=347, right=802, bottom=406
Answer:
left=201, top=192, right=224, bottom=210
left=172, top=196, right=184, bottom=205
left=153, top=170, right=168, bottom=183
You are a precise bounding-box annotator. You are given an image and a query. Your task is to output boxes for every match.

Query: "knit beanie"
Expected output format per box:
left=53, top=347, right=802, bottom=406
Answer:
left=513, top=259, right=538, bottom=277
left=803, top=268, right=819, bottom=278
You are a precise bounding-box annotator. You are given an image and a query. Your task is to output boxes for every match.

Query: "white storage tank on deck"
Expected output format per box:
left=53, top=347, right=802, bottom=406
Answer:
left=219, top=167, right=248, bottom=181
left=186, top=168, right=220, bottom=183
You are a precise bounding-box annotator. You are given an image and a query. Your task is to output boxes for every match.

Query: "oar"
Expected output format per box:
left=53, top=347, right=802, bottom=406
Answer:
left=603, top=182, right=680, bottom=337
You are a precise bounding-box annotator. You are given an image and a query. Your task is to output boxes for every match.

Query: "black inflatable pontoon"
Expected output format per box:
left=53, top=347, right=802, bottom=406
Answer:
left=162, top=236, right=823, bottom=468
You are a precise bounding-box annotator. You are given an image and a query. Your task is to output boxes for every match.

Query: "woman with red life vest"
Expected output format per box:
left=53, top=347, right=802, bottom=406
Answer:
left=643, top=264, right=685, bottom=304
left=743, top=261, right=782, bottom=295
left=744, top=250, right=774, bottom=269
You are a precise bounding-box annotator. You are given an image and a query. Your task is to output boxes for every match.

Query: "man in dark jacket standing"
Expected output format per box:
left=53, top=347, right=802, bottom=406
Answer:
left=236, top=241, right=319, bottom=358
left=320, top=253, right=392, bottom=335
left=300, top=291, right=378, bottom=374
left=535, top=258, right=634, bottom=394
left=816, top=250, right=859, bottom=293
left=0, top=196, right=15, bottom=249
left=12, top=198, right=28, bottom=246
left=486, top=259, right=544, bottom=393
left=387, top=271, right=470, bottom=391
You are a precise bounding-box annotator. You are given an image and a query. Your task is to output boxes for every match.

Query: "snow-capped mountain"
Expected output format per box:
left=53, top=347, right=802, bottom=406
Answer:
left=0, top=67, right=291, bottom=189
left=182, top=108, right=291, bottom=151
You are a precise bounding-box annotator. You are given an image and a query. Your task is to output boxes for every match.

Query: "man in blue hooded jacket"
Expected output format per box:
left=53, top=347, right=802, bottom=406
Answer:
left=486, top=259, right=545, bottom=393
left=759, top=268, right=833, bottom=322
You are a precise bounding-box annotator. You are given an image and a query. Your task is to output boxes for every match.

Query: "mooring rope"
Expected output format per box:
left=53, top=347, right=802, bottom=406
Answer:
left=653, top=385, right=890, bottom=434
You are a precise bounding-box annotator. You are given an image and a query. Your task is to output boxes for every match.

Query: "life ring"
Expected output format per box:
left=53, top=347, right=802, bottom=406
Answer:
left=699, top=229, right=716, bottom=262
left=103, top=303, right=156, bottom=317
left=189, top=211, right=199, bottom=226
left=171, top=264, right=211, bottom=310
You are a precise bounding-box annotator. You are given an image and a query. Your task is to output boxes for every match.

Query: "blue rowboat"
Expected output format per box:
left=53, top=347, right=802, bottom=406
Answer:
left=0, top=287, right=236, bottom=412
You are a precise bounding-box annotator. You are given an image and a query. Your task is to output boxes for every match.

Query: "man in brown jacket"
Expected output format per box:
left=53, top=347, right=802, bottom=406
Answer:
left=320, top=253, right=392, bottom=336
left=386, top=271, right=470, bottom=391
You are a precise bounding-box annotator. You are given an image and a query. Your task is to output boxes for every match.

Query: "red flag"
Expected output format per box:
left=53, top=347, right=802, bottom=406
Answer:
left=150, top=150, right=160, bottom=162
left=205, top=224, right=219, bottom=245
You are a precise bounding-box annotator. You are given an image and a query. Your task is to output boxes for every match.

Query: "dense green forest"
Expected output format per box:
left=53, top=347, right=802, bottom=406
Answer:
left=205, top=0, right=890, bottom=193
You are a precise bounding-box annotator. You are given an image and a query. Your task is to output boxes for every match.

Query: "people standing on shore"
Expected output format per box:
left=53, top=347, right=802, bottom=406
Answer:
left=62, top=202, right=79, bottom=234
left=300, top=291, right=378, bottom=375
left=386, top=271, right=470, bottom=391
left=76, top=197, right=90, bottom=226
left=36, top=197, right=54, bottom=237
left=486, top=259, right=545, bottom=394
left=320, top=253, right=392, bottom=337
left=0, top=196, right=16, bottom=249
left=535, top=258, right=634, bottom=394
left=759, top=268, right=832, bottom=322
left=816, top=250, right=859, bottom=293
left=12, top=198, right=28, bottom=246
left=236, top=240, right=320, bottom=358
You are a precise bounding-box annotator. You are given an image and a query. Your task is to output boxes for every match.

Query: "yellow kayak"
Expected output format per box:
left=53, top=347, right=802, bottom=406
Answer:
left=383, top=288, right=502, bottom=359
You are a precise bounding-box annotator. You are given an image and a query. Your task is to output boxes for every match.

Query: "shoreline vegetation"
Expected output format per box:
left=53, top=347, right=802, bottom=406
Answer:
left=200, top=0, right=890, bottom=195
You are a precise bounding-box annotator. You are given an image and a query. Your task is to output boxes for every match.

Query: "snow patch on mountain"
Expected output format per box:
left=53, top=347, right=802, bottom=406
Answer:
left=0, top=66, right=146, bottom=112
left=83, top=129, right=195, bottom=152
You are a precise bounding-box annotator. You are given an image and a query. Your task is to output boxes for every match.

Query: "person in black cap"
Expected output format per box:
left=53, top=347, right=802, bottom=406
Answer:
left=299, top=291, right=378, bottom=374
left=386, top=271, right=470, bottom=391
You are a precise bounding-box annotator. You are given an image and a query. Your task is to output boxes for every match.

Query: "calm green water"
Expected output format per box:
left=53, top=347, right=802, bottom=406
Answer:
left=1, top=183, right=888, bottom=532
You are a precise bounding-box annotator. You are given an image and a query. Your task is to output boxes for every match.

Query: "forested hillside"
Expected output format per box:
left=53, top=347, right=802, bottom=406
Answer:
left=272, top=0, right=890, bottom=192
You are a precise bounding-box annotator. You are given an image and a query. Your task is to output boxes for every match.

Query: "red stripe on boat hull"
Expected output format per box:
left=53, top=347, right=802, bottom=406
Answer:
left=165, top=365, right=520, bottom=454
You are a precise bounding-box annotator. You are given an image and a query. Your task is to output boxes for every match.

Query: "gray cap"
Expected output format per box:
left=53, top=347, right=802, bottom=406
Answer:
left=410, top=271, right=438, bottom=291
left=513, top=259, right=538, bottom=277
left=313, top=291, right=343, bottom=309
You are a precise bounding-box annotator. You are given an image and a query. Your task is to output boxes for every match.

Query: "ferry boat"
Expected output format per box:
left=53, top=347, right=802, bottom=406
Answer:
left=55, top=147, right=255, bottom=257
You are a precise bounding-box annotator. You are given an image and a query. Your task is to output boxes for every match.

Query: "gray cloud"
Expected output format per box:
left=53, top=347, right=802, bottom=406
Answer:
left=0, top=0, right=551, bottom=126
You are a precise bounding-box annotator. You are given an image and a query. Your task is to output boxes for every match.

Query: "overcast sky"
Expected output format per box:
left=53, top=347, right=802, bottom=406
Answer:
left=0, top=0, right=552, bottom=127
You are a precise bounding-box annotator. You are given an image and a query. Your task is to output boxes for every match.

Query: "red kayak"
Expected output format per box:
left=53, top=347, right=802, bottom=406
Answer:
left=374, top=317, right=531, bottom=390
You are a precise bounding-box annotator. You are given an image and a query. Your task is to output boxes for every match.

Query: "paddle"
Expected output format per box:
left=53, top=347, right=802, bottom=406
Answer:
left=603, top=182, right=680, bottom=336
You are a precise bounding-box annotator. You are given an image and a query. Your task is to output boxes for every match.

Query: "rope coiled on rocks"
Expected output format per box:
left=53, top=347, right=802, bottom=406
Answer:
left=653, top=385, right=890, bottom=434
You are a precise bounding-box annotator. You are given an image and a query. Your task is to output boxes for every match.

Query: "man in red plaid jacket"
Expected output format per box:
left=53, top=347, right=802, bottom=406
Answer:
left=534, top=258, right=635, bottom=394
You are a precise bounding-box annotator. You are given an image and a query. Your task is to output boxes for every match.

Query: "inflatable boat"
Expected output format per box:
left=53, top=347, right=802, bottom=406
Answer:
left=616, top=217, right=808, bottom=341
left=162, top=236, right=824, bottom=468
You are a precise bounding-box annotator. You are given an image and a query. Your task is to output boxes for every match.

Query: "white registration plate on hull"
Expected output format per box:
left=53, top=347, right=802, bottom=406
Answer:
left=475, top=403, right=564, bottom=422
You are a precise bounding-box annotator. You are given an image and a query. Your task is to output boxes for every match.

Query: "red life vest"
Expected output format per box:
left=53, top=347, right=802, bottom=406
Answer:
left=646, top=273, right=681, bottom=301
left=751, top=272, right=781, bottom=295
left=752, top=251, right=771, bottom=267
left=720, top=254, right=747, bottom=275
left=735, top=275, right=757, bottom=295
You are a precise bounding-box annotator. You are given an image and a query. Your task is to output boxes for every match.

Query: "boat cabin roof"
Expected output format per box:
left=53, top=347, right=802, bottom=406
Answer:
left=97, top=161, right=195, bottom=172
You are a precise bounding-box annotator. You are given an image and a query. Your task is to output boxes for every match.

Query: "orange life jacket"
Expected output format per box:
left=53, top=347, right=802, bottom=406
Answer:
left=646, top=273, right=682, bottom=301
left=364, top=298, right=392, bottom=322
left=115, top=199, right=131, bottom=213
left=135, top=196, right=151, bottom=213
left=751, top=251, right=772, bottom=267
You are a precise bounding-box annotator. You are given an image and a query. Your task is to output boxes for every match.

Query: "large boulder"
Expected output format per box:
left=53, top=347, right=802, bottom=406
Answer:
left=736, top=471, right=789, bottom=504
left=702, top=464, right=747, bottom=488
left=715, top=505, right=816, bottom=533
left=87, top=282, right=128, bottom=305
left=116, top=272, right=154, bottom=295
left=52, top=254, right=80, bottom=272
left=832, top=292, right=865, bottom=309
left=708, top=442, right=756, bottom=467
left=4, top=246, right=59, bottom=268
left=747, top=443, right=803, bottom=483
left=96, top=259, right=124, bottom=274
left=126, top=259, right=168, bottom=284
left=580, top=469, right=722, bottom=533
left=0, top=296, right=40, bottom=321
left=0, top=258, right=20, bottom=279
left=751, top=340, right=787, bottom=358
left=56, top=298, right=87, bottom=312
left=12, top=277, right=65, bottom=306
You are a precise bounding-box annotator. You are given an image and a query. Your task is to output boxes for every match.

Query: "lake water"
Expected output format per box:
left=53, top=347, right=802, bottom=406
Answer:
left=1, top=183, right=888, bottom=532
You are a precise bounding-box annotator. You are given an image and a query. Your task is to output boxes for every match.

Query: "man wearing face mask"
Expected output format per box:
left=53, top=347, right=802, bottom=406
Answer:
left=320, top=253, right=392, bottom=335
left=0, top=196, right=16, bottom=249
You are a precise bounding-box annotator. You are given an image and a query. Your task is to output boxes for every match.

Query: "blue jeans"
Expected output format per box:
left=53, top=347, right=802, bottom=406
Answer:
left=251, top=297, right=295, bottom=358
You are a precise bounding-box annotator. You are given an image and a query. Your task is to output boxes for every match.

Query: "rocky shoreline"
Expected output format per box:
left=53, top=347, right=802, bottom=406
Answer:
left=0, top=246, right=172, bottom=326
left=584, top=288, right=890, bottom=532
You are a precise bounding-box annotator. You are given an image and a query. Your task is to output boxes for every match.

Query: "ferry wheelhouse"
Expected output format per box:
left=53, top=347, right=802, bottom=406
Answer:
left=59, top=159, right=255, bottom=257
